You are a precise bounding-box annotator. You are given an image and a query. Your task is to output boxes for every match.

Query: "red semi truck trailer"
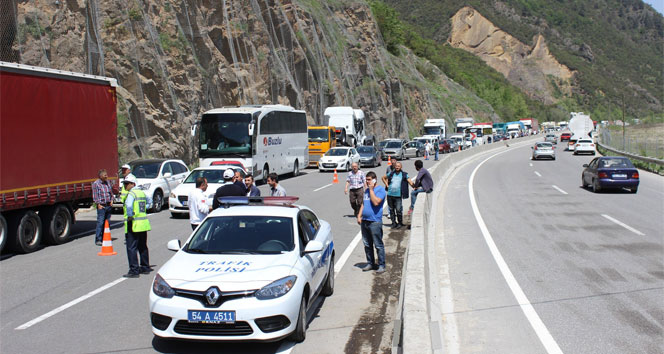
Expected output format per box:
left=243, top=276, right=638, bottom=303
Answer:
left=0, top=61, right=119, bottom=253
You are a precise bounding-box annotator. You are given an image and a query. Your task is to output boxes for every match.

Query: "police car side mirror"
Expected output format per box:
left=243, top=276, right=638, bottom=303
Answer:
left=163, top=172, right=173, bottom=178
left=167, top=239, right=181, bottom=251
left=303, top=240, right=324, bottom=254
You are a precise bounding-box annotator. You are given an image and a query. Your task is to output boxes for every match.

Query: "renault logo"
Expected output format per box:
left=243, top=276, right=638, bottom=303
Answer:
left=205, top=287, right=220, bottom=306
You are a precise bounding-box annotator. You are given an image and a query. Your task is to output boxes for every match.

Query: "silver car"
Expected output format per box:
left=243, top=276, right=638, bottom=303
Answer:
left=545, top=133, right=557, bottom=144
left=531, top=142, right=556, bottom=160
left=382, top=140, right=407, bottom=160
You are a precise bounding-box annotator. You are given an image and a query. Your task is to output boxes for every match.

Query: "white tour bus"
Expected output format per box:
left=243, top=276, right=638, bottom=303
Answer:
left=193, top=105, right=308, bottom=183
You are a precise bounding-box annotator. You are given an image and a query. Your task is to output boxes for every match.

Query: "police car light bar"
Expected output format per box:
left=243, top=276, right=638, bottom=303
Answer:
left=217, top=196, right=299, bottom=207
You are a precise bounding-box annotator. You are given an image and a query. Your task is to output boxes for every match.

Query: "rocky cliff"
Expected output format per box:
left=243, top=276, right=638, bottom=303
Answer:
left=448, top=6, right=574, bottom=105
left=4, top=0, right=497, bottom=164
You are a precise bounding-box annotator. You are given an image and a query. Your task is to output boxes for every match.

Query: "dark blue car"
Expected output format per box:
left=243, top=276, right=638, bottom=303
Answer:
left=582, top=156, right=639, bottom=193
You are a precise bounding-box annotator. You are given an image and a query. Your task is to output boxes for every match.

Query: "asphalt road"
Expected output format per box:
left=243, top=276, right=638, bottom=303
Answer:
left=0, top=154, right=439, bottom=354
left=437, top=139, right=664, bottom=353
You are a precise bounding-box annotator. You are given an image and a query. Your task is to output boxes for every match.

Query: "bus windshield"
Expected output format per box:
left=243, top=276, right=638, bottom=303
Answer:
left=423, top=127, right=441, bottom=135
left=199, top=113, right=252, bottom=157
left=308, top=129, right=329, bottom=142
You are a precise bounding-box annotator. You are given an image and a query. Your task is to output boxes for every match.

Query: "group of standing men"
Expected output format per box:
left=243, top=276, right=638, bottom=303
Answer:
left=92, top=165, right=152, bottom=278
left=345, top=157, right=434, bottom=273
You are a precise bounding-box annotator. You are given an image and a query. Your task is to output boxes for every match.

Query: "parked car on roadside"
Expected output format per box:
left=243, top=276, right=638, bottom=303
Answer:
left=318, top=147, right=361, bottom=171
left=439, top=139, right=451, bottom=153
left=114, top=159, right=189, bottom=213
left=357, top=146, right=382, bottom=167
left=382, top=140, right=407, bottom=160
left=582, top=156, right=639, bottom=193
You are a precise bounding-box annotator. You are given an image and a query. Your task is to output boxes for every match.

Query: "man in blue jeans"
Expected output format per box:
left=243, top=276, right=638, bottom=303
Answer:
left=408, top=160, right=434, bottom=214
left=357, top=171, right=387, bottom=273
left=92, top=169, right=114, bottom=246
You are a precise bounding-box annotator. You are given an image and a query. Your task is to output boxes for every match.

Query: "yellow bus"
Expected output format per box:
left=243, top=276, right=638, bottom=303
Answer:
left=308, top=126, right=336, bottom=167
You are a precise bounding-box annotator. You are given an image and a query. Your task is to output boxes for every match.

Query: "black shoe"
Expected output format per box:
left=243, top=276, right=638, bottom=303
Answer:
left=123, top=273, right=139, bottom=278
left=361, top=263, right=375, bottom=271
left=390, top=223, right=397, bottom=229
left=95, top=241, right=102, bottom=246
left=140, top=268, right=152, bottom=275
left=395, top=224, right=403, bottom=229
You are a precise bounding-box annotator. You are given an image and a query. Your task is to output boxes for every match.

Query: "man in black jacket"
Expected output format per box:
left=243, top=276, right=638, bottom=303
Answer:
left=212, top=169, right=246, bottom=209
left=381, top=162, right=409, bottom=229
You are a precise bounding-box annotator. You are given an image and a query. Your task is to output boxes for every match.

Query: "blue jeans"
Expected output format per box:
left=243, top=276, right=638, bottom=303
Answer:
left=410, top=188, right=432, bottom=209
left=95, top=205, right=112, bottom=242
left=361, top=220, right=385, bottom=267
left=126, top=222, right=150, bottom=275
left=434, top=149, right=439, bottom=160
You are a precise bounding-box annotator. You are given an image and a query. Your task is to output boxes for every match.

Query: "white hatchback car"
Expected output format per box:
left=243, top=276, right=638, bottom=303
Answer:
left=114, top=159, right=189, bottom=212
left=573, top=138, right=596, bottom=155
left=318, top=147, right=361, bottom=171
left=168, top=165, right=247, bottom=217
left=150, top=197, right=334, bottom=342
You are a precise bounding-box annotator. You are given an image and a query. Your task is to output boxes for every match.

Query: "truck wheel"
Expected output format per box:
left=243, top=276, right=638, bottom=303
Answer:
left=262, top=164, right=270, bottom=185
left=8, top=210, right=42, bottom=253
left=42, top=204, right=72, bottom=245
left=151, top=190, right=163, bottom=213
left=0, top=214, right=7, bottom=253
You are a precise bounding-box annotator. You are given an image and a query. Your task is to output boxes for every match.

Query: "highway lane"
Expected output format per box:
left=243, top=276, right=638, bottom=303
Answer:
left=0, top=156, right=438, bottom=353
left=438, top=139, right=664, bottom=353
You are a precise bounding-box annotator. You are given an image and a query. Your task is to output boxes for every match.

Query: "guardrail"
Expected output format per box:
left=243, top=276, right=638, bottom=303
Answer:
left=596, top=141, right=664, bottom=172
left=396, top=135, right=540, bottom=354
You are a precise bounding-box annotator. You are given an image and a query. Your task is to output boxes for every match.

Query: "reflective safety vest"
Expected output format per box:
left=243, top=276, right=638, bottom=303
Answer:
left=124, top=189, right=151, bottom=233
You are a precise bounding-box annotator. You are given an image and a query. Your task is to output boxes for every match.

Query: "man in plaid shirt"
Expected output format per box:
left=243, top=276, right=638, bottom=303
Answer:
left=92, top=169, right=114, bottom=246
left=344, top=162, right=366, bottom=217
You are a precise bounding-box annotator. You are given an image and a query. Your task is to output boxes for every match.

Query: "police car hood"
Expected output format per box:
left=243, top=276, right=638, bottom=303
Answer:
left=159, top=251, right=296, bottom=291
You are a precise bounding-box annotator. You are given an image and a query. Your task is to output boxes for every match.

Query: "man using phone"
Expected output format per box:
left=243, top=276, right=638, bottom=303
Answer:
left=357, top=171, right=387, bottom=273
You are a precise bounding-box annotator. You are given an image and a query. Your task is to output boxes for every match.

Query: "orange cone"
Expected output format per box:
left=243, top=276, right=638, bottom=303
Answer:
left=333, top=169, right=339, bottom=183
left=98, top=220, right=117, bottom=256
left=387, top=158, right=392, bottom=166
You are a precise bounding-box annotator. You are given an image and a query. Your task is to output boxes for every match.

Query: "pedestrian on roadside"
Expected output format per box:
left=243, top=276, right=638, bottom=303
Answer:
left=122, top=175, right=152, bottom=278
left=267, top=173, right=287, bottom=196
left=212, top=169, right=247, bottom=209
left=344, top=162, right=366, bottom=217
left=357, top=171, right=387, bottom=273
left=244, top=174, right=261, bottom=197
left=407, top=160, right=434, bottom=214
left=119, top=164, right=135, bottom=205
left=381, top=162, right=409, bottom=229
left=233, top=170, right=247, bottom=193
left=189, top=177, right=212, bottom=230
left=92, top=169, right=114, bottom=246
left=434, top=140, right=439, bottom=161
left=384, top=157, right=397, bottom=216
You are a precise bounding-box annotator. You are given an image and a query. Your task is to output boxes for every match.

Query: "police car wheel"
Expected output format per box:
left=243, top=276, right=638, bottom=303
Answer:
left=151, top=190, right=163, bottom=213
left=290, top=295, right=307, bottom=342
left=321, top=255, right=334, bottom=296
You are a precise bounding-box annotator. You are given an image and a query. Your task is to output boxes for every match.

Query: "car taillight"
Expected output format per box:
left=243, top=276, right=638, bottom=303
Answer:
left=598, top=172, right=608, bottom=178
left=575, top=144, right=580, bottom=147
left=632, top=172, right=639, bottom=179
left=590, top=144, right=595, bottom=147
left=534, top=146, right=538, bottom=150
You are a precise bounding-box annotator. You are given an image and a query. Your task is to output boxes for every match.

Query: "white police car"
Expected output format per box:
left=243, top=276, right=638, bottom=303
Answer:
left=149, top=197, right=334, bottom=342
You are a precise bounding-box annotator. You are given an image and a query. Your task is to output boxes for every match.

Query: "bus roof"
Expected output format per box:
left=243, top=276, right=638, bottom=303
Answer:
left=203, top=104, right=303, bottom=115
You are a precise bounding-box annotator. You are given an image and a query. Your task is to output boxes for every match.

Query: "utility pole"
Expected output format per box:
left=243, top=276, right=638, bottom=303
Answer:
left=622, top=93, right=626, bottom=151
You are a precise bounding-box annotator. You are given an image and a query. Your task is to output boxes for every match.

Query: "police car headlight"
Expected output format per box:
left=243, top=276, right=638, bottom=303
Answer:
left=169, top=192, right=176, bottom=199
left=255, top=275, right=297, bottom=300
left=137, top=183, right=151, bottom=190
left=153, top=274, right=175, bottom=298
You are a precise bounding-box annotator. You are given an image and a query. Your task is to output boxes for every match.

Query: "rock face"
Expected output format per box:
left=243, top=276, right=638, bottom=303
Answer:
left=6, top=0, right=497, bottom=164
left=448, top=6, right=574, bottom=105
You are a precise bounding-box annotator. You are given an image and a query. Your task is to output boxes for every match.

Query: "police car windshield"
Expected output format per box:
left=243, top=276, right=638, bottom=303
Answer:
left=185, top=216, right=295, bottom=254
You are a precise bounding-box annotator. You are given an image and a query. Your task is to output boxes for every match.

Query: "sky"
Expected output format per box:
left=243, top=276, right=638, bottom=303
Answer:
left=643, top=0, right=663, bottom=15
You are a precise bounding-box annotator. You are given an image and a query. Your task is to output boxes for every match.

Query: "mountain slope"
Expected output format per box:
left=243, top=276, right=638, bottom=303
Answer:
left=383, top=0, right=663, bottom=117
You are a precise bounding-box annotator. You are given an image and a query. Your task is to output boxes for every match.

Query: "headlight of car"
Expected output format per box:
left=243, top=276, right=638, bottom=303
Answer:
left=152, top=274, right=175, bottom=298
left=255, top=275, right=297, bottom=300
left=137, top=183, right=151, bottom=190
left=169, top=192, right=176, bottom=199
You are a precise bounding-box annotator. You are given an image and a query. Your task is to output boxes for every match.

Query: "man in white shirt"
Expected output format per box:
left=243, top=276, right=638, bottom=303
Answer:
left=188, top=177, right=212, bottom=230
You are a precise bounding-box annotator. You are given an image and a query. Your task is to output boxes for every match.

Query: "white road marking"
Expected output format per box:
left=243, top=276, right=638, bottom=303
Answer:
left=313, top=183, right=333, bottom=192
left=335, top=231, right=362, bottom=275
left=470, top=153, right=564, bottom=354
left=602, top=214, right=645, bottom=236
left=15, top=278, right=127, bottom=330
left=277, top=231, right=363, bottom=353
left=552, top=185, right=568, bottom=195
left=534, top=171, right=542, bottom=177
left=529, top=163, right=533, bottom=167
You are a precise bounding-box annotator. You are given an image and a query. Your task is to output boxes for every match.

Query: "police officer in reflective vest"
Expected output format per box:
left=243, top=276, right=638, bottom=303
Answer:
left=122, top=175, right=152, bottom=278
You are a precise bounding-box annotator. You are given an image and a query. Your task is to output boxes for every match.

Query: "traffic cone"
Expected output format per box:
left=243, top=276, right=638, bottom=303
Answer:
left=98, top=220, right=117, bottom=256
left=387, top=159, right=392, bottom=166
left=333, top=169, right=339, bottom=184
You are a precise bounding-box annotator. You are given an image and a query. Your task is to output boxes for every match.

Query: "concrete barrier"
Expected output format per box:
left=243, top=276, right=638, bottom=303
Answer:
left=397, top=136, right=540, bottom=354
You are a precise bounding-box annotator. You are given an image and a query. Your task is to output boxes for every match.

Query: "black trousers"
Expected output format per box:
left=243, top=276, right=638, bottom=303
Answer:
left=349, top=188, right=364, bottom=217
left=126, top=223, right=150, bottom=274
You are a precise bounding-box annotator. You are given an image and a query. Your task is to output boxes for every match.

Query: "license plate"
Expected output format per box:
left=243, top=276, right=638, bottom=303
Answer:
left=188, top=310, right=235, bottom=324
left=613, top=174, right=627, bottom=178
left=181, top=201, right=188, bottom=206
